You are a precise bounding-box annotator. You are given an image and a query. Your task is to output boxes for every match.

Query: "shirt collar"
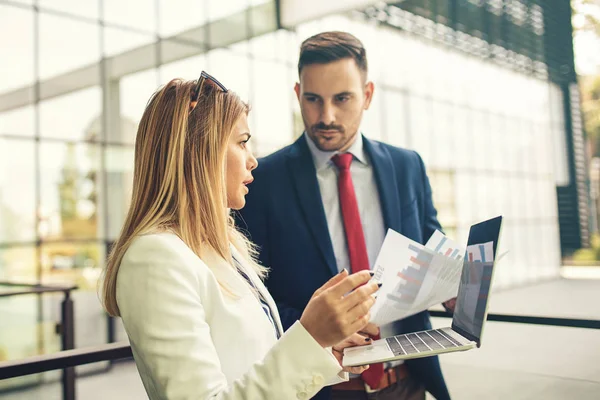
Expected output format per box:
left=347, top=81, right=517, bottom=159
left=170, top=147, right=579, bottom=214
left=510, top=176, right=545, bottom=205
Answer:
left=304, top=132, right=368, bottom=171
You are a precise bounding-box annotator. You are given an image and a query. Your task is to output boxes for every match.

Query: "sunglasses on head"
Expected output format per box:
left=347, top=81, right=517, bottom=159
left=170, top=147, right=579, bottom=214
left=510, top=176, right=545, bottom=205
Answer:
left=190, top=71, right=228, bottom=112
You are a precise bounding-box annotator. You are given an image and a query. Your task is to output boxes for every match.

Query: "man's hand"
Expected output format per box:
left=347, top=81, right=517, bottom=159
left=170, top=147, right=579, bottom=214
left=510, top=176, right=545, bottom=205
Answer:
left=332, top=333, right=372, bottom=374
left=443, top=297, right=457, bottom=313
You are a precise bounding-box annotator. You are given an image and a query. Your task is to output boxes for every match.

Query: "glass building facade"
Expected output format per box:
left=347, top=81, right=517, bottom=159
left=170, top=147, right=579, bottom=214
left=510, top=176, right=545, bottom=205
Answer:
left=0, top=0, right=586, bottom=391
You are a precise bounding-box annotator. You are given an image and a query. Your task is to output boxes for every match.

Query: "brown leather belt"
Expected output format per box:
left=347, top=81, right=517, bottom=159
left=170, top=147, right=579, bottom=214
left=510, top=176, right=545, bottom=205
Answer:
left=332, top=364, right=408, bottom=392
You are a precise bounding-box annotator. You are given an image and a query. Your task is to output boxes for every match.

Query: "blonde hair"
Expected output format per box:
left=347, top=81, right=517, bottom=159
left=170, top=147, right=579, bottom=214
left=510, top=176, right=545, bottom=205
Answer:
left=101, top=78, right=266, bottom=317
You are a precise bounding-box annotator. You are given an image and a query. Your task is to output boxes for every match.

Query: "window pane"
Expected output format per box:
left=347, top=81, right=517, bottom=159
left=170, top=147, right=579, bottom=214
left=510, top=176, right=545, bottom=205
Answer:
left=39, top=14, right=100, bottom=80
left=38, top=0, right=99, bottom=19
left=0, top=291, right=42, bottom=389
left=429, top=170, right=457, bottom=234
left=208, top=0, right=247, bottom=22
left=41, top=241, right=104, bottom=288
left=106, top=146, right=134, bottom=241
left=0, top=5, right=34, bottom=93
left=380, top=31, right=409, bottom=89
left=250, top=58, right=294, bottom=155
left=159, top=0, right=208, bottom=36
left=361, top=85, right=383, bottom=141
left=383, top=90, right=409, bottom=148
left=160, top=53, right=207, bottom=84
left=430, top=101, right=454, bottom=170
left=39, top=86, right=101, bottom=141
left=0, top=139, right=36, bottom=243
left=0, top=106, right=35, bottom=137
left=453, top=105, right=471, bottom=170
left=208, top=48, right=251, bottom=102
left=40, top=242, right=108, bottom=375
left=160, top=36, right=206, bottom=71
left=58, top=289, right=110, bottom=374
left=472, top=110, right=487, bottom=169
left=408, top=96, right=432, bottom=163
left=103, top=26, right=156, bottom=58
left=119, top=69, right=160, bottom=144
left=39, top=142, right=102, bottom=240
left=0, top=246, right=37, bottom=282
left=104, top=0, right=156, bottom=32
left=250, top=31, right=283, bottom=62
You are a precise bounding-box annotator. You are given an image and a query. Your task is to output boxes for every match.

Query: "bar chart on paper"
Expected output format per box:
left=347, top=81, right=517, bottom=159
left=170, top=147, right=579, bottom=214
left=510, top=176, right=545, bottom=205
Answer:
left=427, top=230, right=465, bottom=260
left=370, top=229, right=467, bottom=326
left=385, top=243, right=432, bottom=308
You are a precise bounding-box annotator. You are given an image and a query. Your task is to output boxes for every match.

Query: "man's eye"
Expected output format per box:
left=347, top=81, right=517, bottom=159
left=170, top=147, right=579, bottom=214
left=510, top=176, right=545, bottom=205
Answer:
left=337, top=96, right=350, bottom=102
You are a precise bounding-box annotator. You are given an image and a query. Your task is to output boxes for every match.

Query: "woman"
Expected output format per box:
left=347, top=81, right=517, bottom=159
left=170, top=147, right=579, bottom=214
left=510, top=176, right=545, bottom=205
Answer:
left=100, top=72, right=379, bottom=400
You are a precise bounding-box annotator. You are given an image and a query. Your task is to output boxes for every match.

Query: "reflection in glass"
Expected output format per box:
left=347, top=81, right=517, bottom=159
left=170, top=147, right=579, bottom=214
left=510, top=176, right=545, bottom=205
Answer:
left=382, top=90, right=409, bottom=148
left=0, top=106, right=35, bottom=137
left=103, top=26, right=156, bottom=58
left=120, top=69, right=160, bottom=139
left=40, top=241, right=104, bottom=289
left=38, top=0, right=99, bottom=19
left=208, top=49, right=251, bottom=101
left=0, top=5, right=34, bottom=93
left=38, top=13, right=100, bottom=80
left=39, top=142, right=102, bottom=241
left=0, top=292, right=42, bottom=389
left=160, top=54, right=207, bottom=85
left=250, top=58, right=293, bottom=153
left=0, top=139, right=36, bottom=243
left=429, top=170, right=457, bottom=239
left=103, top=0, right=156, bottom=32
left=0, top=248, right=44, bottom=388
left=408, top=96, right=432, bottom=163
left=39, top=86, right=101, bottom=141
left=106, top=146, right=134, bottom=241
left=159, top=0, right=207, bottom=36
left=0, top=246, right=37, bottom=282
left=208, top=0, right=247, bottom=22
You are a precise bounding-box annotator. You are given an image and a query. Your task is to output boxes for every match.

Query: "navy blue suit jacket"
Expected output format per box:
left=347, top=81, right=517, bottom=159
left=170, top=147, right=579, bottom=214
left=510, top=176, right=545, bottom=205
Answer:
left=236, top=135, right=450, bottom=400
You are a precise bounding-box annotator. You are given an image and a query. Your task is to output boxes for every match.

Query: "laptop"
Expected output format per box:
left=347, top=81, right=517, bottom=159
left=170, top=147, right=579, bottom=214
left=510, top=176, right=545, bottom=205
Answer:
left=343, top=216, right=503, bottom=367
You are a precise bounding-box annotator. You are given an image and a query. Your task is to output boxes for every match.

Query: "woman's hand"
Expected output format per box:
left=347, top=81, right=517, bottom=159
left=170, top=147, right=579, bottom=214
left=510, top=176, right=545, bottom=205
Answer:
left=332, top=333, right=372, bottom=374
left=299, top=269, right=380, bottom=348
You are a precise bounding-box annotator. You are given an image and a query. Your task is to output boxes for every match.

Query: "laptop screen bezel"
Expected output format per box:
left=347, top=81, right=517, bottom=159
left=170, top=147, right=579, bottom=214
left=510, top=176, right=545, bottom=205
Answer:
left=451, top=216, right=503, bottom=347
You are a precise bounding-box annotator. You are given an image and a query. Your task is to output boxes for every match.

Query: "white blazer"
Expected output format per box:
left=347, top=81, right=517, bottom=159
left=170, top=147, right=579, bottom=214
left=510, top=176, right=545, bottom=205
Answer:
left=116, top=233, right=346, bottom=400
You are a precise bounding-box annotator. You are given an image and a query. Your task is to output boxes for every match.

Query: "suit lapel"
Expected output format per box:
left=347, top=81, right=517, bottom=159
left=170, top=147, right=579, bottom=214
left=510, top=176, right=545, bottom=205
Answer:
left=363, top=137, right=402, bottom=233
left=286, top=136, right=338, bottom=276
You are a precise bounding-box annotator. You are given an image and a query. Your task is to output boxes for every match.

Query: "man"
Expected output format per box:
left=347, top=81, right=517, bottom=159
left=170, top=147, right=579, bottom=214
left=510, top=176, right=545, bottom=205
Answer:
left=237, top=31, right=451, bottom=400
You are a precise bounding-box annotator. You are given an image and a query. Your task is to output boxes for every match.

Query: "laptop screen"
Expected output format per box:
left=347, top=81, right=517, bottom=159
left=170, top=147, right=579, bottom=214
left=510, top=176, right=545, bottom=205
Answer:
left=451, top=216, right=503, bottom=347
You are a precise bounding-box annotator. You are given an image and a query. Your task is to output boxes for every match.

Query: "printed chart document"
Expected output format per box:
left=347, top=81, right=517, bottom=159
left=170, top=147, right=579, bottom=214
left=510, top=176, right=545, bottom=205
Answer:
left=370, top=229, right=466, bottom=327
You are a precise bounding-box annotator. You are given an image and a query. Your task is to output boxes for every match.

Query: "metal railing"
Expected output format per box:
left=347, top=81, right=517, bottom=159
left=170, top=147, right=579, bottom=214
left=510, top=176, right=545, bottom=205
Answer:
left=1, top=309, right=599, bottom=400
left=0, top=342, right=132, bottom=380
left=0, top=281, right=77, bottom=400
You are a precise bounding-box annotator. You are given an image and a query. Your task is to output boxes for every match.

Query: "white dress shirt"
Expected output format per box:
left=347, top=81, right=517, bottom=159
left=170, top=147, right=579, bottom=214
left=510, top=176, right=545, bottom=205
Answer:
left=116, top=232, right=347, bottom=399
left=305, top=132, right=403, bottom=370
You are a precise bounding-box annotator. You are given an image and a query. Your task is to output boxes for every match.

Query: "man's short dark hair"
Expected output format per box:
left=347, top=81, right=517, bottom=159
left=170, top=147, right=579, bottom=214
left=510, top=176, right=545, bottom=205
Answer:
left=298, top=31, right=368, bottom=78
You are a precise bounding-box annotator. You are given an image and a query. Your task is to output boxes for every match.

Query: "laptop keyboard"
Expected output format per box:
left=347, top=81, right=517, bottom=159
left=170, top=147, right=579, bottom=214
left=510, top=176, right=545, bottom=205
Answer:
left=385, top=329, right=463, bottom=356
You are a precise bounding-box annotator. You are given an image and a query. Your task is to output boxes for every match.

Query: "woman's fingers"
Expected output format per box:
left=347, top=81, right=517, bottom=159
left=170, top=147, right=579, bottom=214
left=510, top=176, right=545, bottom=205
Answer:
left=343, top=281, right=380, bottom=310
left=328, top=270, right=373, bottom=298
left=332, top=332, right=371, bottom=352
left=312, top=269, right=348, bottom=298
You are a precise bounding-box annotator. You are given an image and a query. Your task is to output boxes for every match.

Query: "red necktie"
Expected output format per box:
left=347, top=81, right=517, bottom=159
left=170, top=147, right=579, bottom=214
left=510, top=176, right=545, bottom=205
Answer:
left=332, top=153, right=384, bottom=389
